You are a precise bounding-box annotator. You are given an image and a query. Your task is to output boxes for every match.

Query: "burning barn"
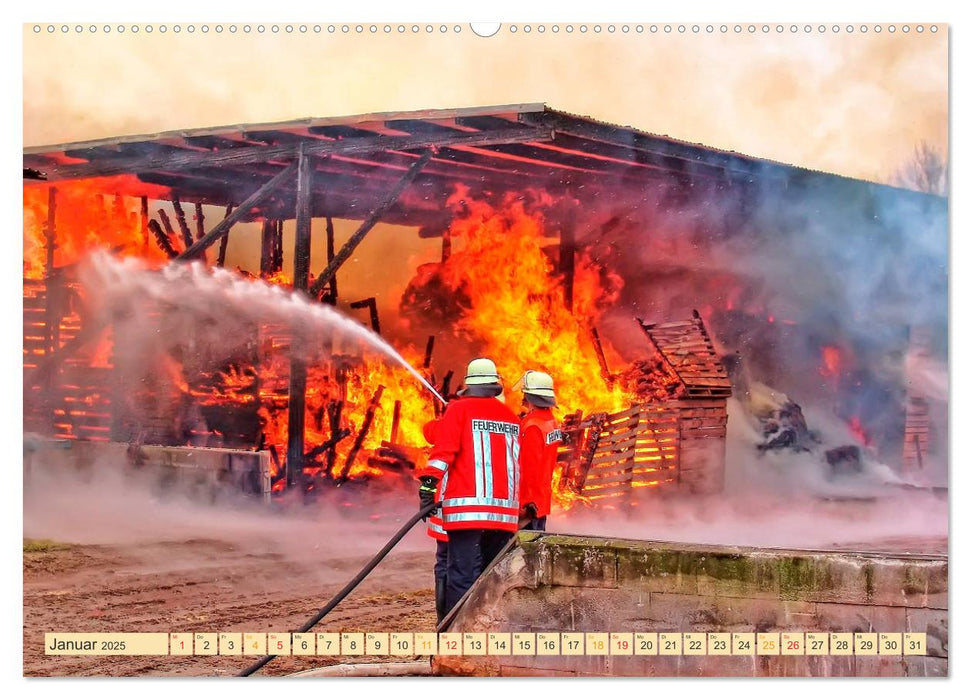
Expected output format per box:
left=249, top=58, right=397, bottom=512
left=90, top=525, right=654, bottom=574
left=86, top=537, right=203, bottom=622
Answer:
left=22, top=104, right=948, bottom=507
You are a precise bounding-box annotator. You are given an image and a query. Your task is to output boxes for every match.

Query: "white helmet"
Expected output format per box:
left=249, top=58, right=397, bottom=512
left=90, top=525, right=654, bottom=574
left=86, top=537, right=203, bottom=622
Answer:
left=464, top=357, right=501, bottom=385
left=518, top=370, right=556, bottom=406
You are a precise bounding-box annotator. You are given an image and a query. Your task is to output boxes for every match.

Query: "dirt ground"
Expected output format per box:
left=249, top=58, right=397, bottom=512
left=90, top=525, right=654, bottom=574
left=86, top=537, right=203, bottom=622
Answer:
left=23, top=462, right=947, bottom=678
left=24, top=536, right=438, bottom=677
left=23, top=463, right=443, bottom=678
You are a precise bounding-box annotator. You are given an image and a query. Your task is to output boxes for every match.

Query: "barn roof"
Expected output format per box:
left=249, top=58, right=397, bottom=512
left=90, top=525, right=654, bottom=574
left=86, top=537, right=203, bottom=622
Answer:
left=23, top=103, right=936, bottom=227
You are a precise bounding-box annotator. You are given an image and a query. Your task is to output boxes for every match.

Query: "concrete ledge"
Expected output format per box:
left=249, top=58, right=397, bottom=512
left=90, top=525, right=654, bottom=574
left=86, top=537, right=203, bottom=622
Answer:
left=435, top=532, right=947, bottom=677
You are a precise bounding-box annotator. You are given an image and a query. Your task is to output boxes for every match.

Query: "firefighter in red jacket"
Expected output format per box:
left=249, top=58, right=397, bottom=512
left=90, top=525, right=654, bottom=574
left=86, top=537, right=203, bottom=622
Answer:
left=421, top=417, right=449, bottom=623
left=516, top=371, right=562, bottom=531
left=417, top=358, right=521, bottom=612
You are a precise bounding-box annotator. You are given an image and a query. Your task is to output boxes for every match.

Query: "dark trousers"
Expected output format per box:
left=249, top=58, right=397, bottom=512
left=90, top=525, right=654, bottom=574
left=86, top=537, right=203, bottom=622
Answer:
left=521, top=515, right=547, bottom=531
left=445, top=529, right=513, bottom=611
left=434, top=540, right=449, bottom=623
left=434, top=540, right=448, bottom=579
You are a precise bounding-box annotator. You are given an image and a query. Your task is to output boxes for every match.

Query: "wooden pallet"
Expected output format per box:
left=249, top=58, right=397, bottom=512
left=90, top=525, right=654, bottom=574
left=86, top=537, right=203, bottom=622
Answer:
left=637, top=312, right=732, bottom=398
left=579, top=403, right=681, bottom=507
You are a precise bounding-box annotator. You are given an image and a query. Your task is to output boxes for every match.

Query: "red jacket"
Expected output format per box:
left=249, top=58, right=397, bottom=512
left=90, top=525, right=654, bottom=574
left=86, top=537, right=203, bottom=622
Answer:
left=421, top=418, right=447, bottom=542
left=417, top=397, right=521, bottom=532
left=518, top=408, right=563, bottom=518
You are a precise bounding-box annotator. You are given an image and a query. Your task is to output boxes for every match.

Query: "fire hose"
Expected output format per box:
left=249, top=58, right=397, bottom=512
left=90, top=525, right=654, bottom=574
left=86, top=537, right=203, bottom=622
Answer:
left=238, top=501, right=439, bottom=677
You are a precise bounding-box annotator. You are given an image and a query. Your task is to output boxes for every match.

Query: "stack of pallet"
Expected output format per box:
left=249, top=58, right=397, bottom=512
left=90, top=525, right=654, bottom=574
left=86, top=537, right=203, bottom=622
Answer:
left=563, top=312, right=731, bottom=508
left=902, top=327, right=933, bottom=474
left=23, top=278, right=114, bottom=442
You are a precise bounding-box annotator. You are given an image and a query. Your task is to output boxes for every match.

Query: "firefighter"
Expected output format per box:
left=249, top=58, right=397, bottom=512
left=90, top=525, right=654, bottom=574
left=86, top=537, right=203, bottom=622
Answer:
left=417, top=357, right=521, bottom=612
left=516, top=371, right=562, bottom=531
left=420, top=417, right=449, bottom=623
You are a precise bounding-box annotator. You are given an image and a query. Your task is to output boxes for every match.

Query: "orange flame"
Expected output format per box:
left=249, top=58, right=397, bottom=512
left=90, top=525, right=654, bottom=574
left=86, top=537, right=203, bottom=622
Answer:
left=23, top=177, right=172, bottom=279
left=819, top=345, right=842, bottom=379
left=439, top=186, right=629, bottom=415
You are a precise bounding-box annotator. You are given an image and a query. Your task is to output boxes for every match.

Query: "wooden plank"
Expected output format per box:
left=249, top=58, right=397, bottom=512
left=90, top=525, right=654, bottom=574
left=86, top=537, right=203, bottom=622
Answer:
left=587, top=458, right=637, bottom=476
left=583, top=482, right=633, bottom=498
left=680, top=432, right=728, bottom=441
left=593, top=435, right=642, bottom=453
left=585, top=472, right=641, bottom=489
left=600, top=404, right=643, bottom=424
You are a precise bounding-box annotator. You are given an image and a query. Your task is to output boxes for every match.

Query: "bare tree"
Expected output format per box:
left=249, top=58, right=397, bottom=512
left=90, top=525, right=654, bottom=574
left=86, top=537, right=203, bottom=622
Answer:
left=892, top=141, right=948, bottom=196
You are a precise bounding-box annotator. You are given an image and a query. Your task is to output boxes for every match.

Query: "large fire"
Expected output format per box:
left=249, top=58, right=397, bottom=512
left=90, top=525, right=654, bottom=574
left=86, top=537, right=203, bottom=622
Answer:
left=24, top=178, right=630, bottom=507
left=438, top=185, right=629, bottom=415
left=23, top=178, right=172, bottom=279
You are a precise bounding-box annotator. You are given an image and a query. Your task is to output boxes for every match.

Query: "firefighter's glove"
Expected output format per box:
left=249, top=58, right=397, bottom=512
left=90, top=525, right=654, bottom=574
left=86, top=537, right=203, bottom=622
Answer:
left=521, top=502, right=538, bottom=520
left=419, top=476, right=439, bottom=520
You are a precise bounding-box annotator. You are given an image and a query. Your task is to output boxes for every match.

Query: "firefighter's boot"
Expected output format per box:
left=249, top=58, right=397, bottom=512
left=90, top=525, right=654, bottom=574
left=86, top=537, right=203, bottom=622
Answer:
left=435, top=575, right=448, bottom=623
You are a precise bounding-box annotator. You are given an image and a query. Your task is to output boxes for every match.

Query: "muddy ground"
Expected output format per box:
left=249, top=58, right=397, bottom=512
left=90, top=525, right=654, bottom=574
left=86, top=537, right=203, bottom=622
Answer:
left=23, top=463, right=441, bottom=677
left=24, top=535, right=438, bottom=677
left=23, top=461, right=947, bottom=677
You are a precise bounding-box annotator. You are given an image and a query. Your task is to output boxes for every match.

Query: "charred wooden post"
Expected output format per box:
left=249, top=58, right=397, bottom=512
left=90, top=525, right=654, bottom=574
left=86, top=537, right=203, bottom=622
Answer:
left=440, top=370, right=454, bottom=398
left=293, top=153, right=314, bottom=290
left=325, top=399, right=344, bottom=476
left=436, top=370, right=455, bottom=417
left=390, top=400, right=402, bottom=444
left=157, top=209, right=180, bottom=252
left=338, top=385, right=386, bottom=483
left=274, top=220, right=284, bottom=272
left=350, top=297, right=381, bottom=334
left=324, top=216, right=338, bottom=304
left=559, top=225, right=576, bottom=312
left=139, top=196, right=149, bottom=250
left=309, top=151, right=433, bottom=299
left=148, top=219, right=178, bottom=258
left=260, top=219, right=274, bottom=278
left=194, top=203, right=205, bottom=241
left=423, top=335, right=435, bottom=369
left=216, top=204, right=233, bottom=267
left=286, top=146, right=314, bottom=491
left=171, top=196, right=194, bottom=250
left=589, top=327, right=612, bottom=384
left=43, top=187, right=57, bottom=355
left=177, top=161, right=298, bottom=260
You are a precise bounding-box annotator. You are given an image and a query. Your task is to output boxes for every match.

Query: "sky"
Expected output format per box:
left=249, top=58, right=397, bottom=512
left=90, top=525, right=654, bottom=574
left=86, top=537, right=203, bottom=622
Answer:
left=22, top=22, right=947, bottom=186
left=19, top=17, right=950, bottom=322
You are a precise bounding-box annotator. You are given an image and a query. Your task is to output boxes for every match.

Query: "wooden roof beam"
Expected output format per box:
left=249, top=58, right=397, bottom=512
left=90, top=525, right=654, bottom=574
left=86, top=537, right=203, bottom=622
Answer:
left=33, top=126, right=552, bottom=182
left=521, top=111, right=773, bottom=180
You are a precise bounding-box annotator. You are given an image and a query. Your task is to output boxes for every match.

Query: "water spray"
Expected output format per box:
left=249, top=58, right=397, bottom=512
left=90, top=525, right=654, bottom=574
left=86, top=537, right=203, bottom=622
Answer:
left=82, top=254, right=447, bottom=405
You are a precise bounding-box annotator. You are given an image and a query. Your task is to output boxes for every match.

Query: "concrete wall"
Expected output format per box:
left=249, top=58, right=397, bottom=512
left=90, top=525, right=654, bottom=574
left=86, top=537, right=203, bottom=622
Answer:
left=24, top=436, right=271, bottom=503
left=435, top=532, right=947, bottom=677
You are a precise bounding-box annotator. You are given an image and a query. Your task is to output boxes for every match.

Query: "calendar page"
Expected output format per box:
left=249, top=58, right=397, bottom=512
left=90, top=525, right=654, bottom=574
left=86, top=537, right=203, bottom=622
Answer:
left=19, top=3, right=950, bottom=685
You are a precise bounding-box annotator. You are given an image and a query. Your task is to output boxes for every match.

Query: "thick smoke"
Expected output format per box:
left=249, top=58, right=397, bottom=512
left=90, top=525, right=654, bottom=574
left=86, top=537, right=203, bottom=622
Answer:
left=24, top=447, right=430, bottom=579
left=577, top=171, right=948, bottom=478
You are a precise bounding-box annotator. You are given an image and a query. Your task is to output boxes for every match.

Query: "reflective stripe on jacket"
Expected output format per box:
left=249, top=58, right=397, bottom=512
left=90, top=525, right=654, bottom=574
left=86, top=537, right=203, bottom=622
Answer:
left=416, top=396, right=521, bottom=532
